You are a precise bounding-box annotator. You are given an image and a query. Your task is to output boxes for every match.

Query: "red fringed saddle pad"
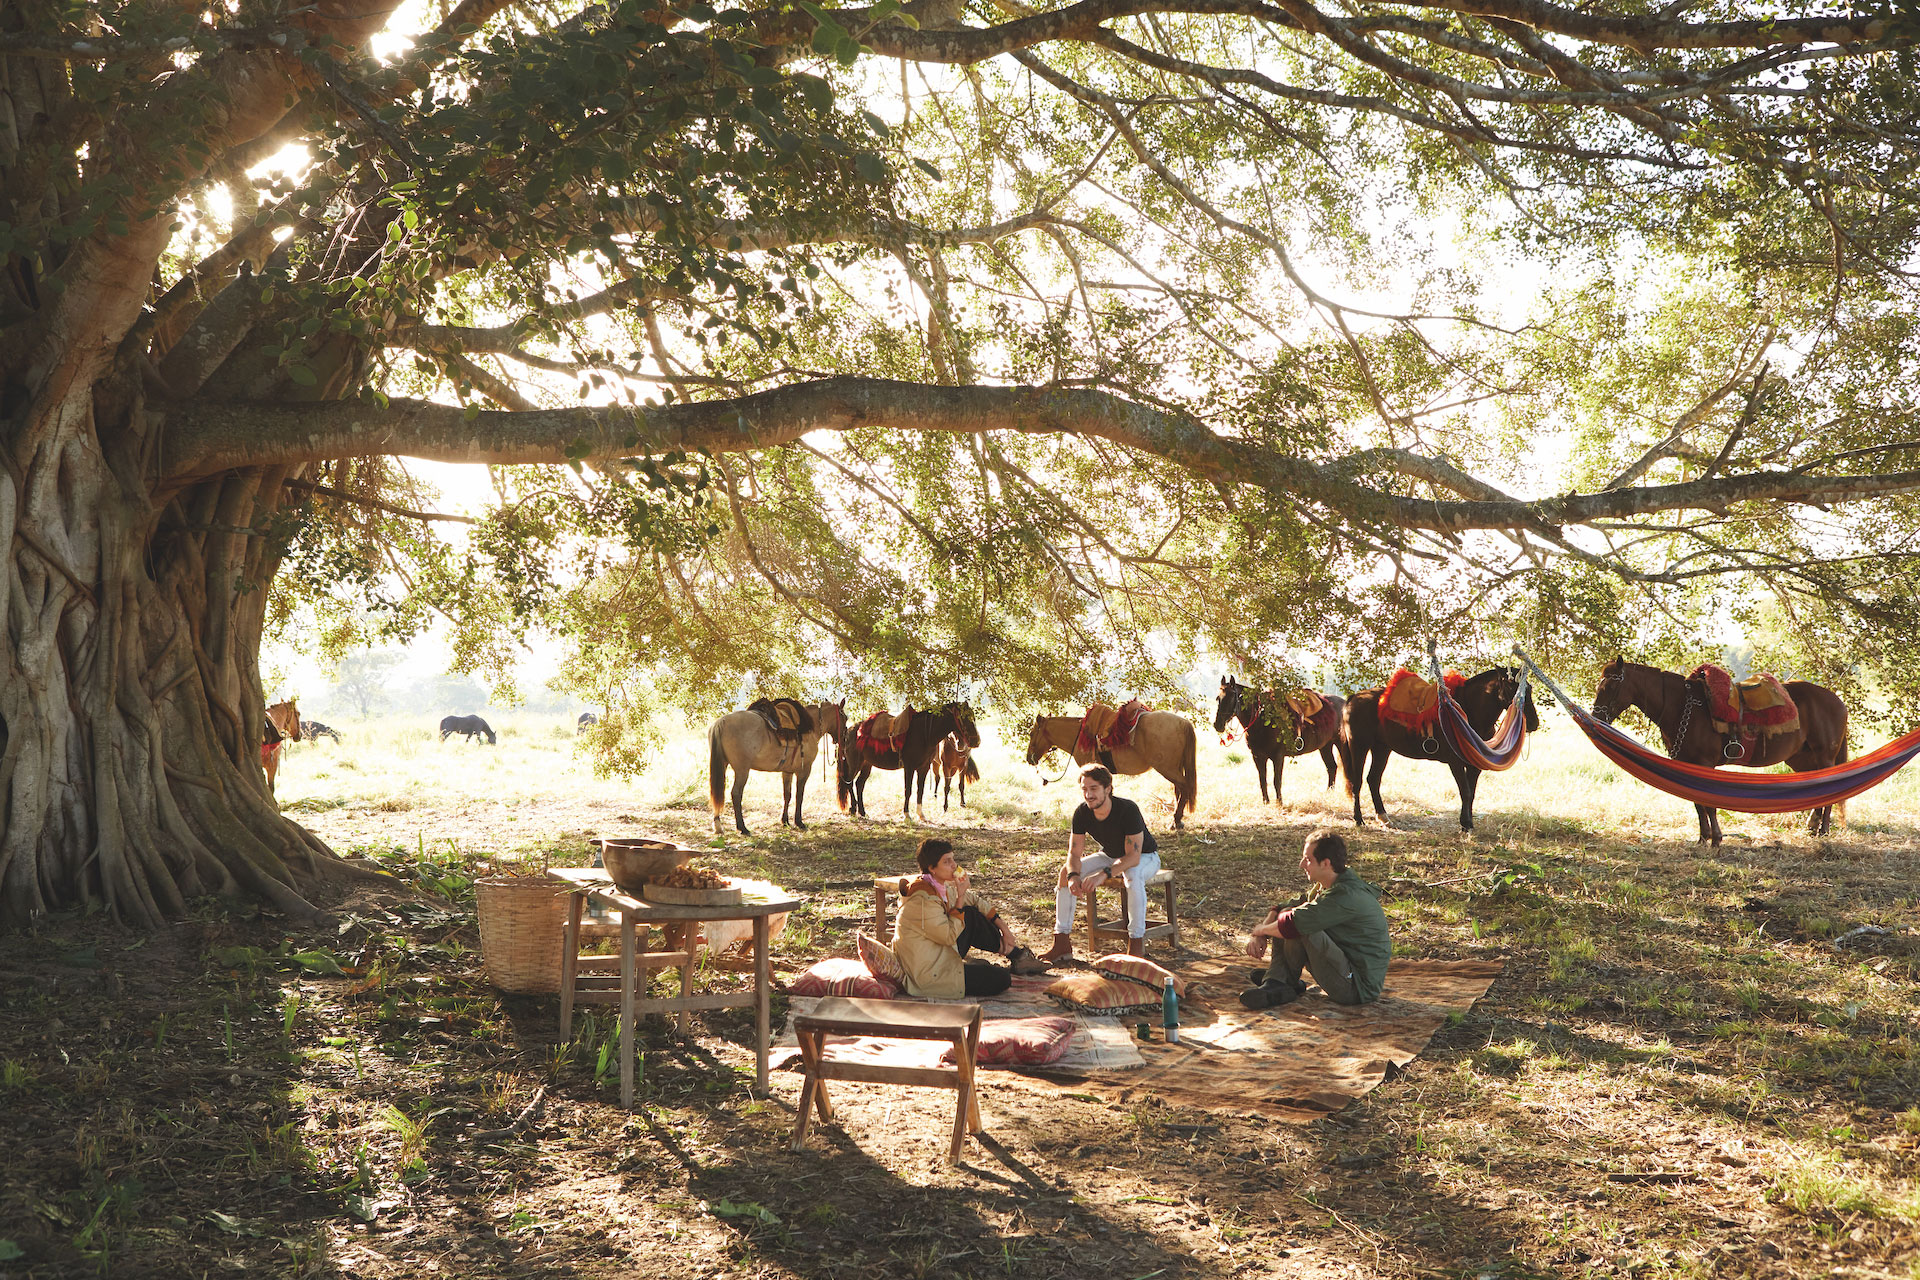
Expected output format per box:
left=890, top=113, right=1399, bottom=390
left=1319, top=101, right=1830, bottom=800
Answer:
left=1690, top=665, right=1799, bottom=737
left=1380, top=668, right=1465, bottom=735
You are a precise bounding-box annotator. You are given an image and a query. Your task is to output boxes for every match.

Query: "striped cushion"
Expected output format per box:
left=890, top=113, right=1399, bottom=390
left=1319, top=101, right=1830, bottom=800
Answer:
left=789, top=957, right=902, bottom=1000
left=1092, top=953, right=1186, bottom=998
left=856, top=930, right=907, bottom=984
left=1043, top=972, right=1160, bottom=1016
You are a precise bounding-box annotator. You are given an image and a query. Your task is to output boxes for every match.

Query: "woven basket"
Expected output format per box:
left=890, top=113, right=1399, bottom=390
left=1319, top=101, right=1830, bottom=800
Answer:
left=476, top=873, right=570, bottom=994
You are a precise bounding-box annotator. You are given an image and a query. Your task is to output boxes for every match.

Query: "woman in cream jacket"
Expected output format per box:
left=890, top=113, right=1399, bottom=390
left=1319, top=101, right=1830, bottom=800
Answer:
left=892, top=838, right=1049, bottom=998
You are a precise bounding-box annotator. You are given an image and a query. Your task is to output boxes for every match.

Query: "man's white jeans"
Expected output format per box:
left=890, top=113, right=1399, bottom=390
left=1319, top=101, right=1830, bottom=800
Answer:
left=1055, top=850, right=1161, bottom=938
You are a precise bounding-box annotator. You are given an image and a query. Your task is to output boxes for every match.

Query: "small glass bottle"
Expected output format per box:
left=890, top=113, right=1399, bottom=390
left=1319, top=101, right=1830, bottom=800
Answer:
left=1162, top=975, right=1180, bottom=1044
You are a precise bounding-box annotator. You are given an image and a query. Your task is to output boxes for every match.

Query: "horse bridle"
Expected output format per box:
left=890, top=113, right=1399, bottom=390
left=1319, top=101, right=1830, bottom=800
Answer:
left=1593, top=668, right=1626, bottom=724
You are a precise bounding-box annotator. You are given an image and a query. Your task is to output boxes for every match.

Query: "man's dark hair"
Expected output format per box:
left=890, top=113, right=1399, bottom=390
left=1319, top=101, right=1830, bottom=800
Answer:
left=916, top=837, right=954, bottom=874
left=1080, top=765, right=1114, bottom=789
left=1303, top=829, right=1348, bottom=872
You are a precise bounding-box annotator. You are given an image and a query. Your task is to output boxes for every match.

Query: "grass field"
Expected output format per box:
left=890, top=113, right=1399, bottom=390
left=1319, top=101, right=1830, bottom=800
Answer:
left=2, top=705, right=1917, bottom=1278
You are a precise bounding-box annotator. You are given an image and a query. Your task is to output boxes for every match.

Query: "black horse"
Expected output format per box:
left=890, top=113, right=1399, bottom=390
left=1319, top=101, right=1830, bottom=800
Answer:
left=439, top=714, right=497, bottom=744
left=1339, top=667, right=1537, bottom=832
left=1213, top=677, right=1343, bottom=806
left=576, top=712, right=598, bottom=734
left=838, top=702, right=980, bottom=821
left=301, top=720, right=342, bottom=743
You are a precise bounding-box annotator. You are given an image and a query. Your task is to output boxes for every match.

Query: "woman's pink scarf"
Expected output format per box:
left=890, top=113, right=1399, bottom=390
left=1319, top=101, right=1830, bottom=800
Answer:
left=919, top=872, right=950, bottom=906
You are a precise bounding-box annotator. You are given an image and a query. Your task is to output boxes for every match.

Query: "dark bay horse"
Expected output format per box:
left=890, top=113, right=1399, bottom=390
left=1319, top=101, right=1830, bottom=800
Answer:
left=1341, top=667, right=1537, bottom=832
left=936, top=733, right=980, bottom=812
left=838, top=703, right=979, bottom=822
left=1213, top=677, right=1342, bottom=807
left=1592, top=658, right=1849, bottom=844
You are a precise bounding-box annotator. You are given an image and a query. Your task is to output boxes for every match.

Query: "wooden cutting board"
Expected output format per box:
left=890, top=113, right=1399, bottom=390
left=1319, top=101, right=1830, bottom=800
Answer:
left=641, top=882, right=744, bottom=906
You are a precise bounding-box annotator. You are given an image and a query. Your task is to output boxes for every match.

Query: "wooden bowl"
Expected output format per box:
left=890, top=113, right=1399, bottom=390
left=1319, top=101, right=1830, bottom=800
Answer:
left=597, top=838, right=690, bottom=893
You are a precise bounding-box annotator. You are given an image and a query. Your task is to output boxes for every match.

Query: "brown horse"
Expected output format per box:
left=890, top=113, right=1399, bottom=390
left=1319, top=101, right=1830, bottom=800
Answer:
left=935, top=733, right=980, bottom=812
left=838, top=703, right=980, bottom=822
left=1591, top=658, right=1849, bottom=844
left=1213, top=677, right=1342, bottom=807
left=263, top=698, right=301, bottom=794
left=1341, top=668, right=1536, bottom=832
left=1025, top=711, right=1198, bottom=829
left=708, top=698, right=847, bottom=834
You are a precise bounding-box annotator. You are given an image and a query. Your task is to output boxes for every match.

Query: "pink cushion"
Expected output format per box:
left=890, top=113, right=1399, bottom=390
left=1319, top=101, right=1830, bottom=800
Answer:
left=943, top=1016, right=1074, bottom=1066
left=1043, top=972, right=1161, bottom=1015
left=1092, top=953, right=1187, bottom=998
left=788, top=958, right=903, bottom=1000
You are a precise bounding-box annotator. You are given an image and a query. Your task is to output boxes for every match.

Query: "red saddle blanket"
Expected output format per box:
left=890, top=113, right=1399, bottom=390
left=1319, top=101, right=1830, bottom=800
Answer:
left=1379, top=669, right=1465, bottom=735
left=854, top=709, right=911, bottom=755
left=1076, top=699, right=1149, bottom=756
left=1689, top=665, right=1799, bottom=737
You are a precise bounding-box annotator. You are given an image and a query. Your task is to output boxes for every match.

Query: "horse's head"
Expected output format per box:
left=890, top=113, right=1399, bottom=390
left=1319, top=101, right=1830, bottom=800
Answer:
left=1025, top=716, right=1050, bottom=766
left=1465, top=668, right=1536, bottom=733
left=942, top=701, right=981, bottom=749
left=1593, top=655, right=1632, bottom=724
left=267, top=698, right=302, bottom=742
left=1213, top=676, right=1244, bottom=734
left=816, top=698, right=848, bottom=741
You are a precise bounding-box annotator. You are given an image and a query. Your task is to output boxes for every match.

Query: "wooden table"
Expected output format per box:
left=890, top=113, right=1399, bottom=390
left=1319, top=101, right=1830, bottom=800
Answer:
left=789, top=996, right=984, bottom=1163
left=552, top=868, right=801, bottom=1105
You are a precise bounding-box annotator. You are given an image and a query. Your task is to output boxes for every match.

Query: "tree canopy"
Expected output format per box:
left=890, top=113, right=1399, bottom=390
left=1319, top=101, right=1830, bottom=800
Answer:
left=5, top=0, right=1920, bottom=919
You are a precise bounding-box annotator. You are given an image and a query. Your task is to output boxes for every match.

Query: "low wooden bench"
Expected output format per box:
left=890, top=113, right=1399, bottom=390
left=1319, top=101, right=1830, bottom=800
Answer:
left=789, top=997, right=984, bottom=1164
left=1084, top=867, right=1178, bottom=952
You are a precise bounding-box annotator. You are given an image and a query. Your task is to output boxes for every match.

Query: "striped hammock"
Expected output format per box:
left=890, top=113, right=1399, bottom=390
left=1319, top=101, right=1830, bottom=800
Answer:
left=1513, top=648, right=1920, bottom=813
left=1429, top=655, right=1529, bottom=771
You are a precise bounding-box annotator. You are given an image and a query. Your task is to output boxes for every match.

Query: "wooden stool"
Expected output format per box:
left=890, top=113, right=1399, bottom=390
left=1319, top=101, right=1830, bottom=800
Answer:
left=1084, top=867, right=1178, bottom=952
left=870, top=874, right=914, bottom=936
left=790, top=997, right=984, bottom=1164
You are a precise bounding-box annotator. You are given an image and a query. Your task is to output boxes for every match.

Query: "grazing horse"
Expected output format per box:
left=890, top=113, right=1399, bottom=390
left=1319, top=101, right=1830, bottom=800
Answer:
left=838, top=703, right=980, bottom=822
left=300, top=720, right=342, bottom=744
left=1025, top=710, right=1198, bottom=829
left=440, top=714, right=496, bottom=744
left=1592, top=658, right=1849, bottom=844
left=1341, top=668, right=1537, bottom=832
left=936, top=733, right=980, bottom=812
left=1214, top=676, right=1343, bottom=807
left=708, top=698, right=847, bottom=834
left=263, top=699, right=302, bottom=794
left=577, top=712, right=598, bottom=733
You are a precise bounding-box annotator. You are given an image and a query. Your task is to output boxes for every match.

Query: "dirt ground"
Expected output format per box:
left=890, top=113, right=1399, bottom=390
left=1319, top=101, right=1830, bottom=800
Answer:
left=1, top=721, right=1917, bottom=1278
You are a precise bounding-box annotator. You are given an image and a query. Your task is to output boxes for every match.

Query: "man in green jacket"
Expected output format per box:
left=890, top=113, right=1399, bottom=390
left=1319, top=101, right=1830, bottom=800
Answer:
left=1240, top=830, right=1390, bottom=1009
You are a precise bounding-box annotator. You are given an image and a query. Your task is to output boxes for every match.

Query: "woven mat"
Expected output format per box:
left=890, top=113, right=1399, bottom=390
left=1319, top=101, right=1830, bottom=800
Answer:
left=997, top=954, right=1504, bottom=1120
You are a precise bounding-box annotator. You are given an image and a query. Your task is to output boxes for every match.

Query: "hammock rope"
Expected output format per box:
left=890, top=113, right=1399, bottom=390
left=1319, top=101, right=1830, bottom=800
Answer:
left=1426, top=643, right=1530, bottom=771
left=1510, top=646, right=1920, bottom=813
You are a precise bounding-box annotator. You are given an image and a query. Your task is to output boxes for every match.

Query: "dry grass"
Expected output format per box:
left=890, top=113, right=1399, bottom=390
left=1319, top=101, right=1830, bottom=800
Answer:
left=2, top=706, right=1917, bottom=1277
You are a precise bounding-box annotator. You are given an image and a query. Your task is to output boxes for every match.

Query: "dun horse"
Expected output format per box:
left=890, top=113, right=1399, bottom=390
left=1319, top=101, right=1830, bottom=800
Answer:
left=1341, top=668, right=1536, bottom=832
left=1592, top=658, right=1849, bottom=844
left=838, top=703, right=979, bottom=822
left=1213, top=677, right=1342, bottom=807
left=935, top=733, right=980, bottom=812
left=262, top=699, right=301, bottom=794
left=709, top=698, right=847, bottom=834
left=1025, top=710, right=1198, bottom=829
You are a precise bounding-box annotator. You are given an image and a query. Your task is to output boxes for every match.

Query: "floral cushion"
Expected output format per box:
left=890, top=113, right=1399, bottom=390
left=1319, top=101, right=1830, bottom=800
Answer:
left=856, top=930, right=907, bottom=985
left=943, top=1016, right=1074, bottom=1066
left=1043, top=972, right=1161, bottom=1016
left=1092, top=952, right=1187, bottom=998
left=788, top=957, right=902, bottom=1000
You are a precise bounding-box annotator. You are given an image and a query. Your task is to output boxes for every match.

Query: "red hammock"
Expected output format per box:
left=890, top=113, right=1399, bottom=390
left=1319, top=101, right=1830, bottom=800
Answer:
left=1513, top=649, right=1920, bottom=812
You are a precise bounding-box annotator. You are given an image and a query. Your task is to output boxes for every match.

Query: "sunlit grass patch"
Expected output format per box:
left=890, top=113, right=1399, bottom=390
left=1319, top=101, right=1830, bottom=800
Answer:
left=1770, top=1155, right=1920, bottom=1222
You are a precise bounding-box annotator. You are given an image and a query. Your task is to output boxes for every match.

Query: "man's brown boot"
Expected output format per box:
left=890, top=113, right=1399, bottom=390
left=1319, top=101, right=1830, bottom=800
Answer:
left=1037, top=932, right=1074, bottom=964
left=1126, top=936, right=1146, bottom=958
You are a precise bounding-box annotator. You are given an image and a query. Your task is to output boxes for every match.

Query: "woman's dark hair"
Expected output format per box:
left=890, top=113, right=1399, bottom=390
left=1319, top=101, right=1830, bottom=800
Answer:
left=1080, top=765, right=1114, bottom=789
left=1303, top=829, right=1349, bottom=872
left=916, top=837, right=954, bottom=874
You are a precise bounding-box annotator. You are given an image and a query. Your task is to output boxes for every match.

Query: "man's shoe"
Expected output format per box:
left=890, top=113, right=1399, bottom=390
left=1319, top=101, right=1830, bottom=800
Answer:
left=1238, top=981, right=1304, bottom=1011
left=1248, top=968, right=1268, bottom=986
left=1007, top=946, right=1051, bottom=975
left=1126, top=936, right=1146, bottom=958
left=1037, top=932, right=1075, bottom=964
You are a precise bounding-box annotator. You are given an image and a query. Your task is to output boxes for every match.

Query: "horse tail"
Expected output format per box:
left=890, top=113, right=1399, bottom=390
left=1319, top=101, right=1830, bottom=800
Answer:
left=964, top=755, right=980, bottom=784
left=1179, top=721, right=1198, bottom=821
left=1832, top=739, right=1850, bottom=827
left=708, top=723, right=727, bottom=817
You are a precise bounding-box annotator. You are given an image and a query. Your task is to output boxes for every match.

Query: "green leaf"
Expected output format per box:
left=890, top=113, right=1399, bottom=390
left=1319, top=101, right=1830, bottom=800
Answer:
left=207, top=1212, right=270, bottom=1238
left=289, top=949, right=345, bottom=976
left=286, top=365, right=318, bottom=387
left=0, top=1240, right=22, bottom=1261
left=709, top=1199, right=779, bottom=1225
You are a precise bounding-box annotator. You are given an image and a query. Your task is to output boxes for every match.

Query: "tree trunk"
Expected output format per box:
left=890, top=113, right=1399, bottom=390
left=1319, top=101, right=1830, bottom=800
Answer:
left=0, top=383, right=344, bottom=928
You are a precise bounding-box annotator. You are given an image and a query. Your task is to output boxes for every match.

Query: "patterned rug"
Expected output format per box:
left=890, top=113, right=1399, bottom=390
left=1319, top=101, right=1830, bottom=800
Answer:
left=773, top=953, right=1502, bottom=1121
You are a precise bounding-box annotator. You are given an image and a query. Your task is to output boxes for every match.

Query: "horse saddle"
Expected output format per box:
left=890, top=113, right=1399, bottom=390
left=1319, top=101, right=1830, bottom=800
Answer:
left=856, top=707, right=913, bottom=753
left=1690, top=665, right=1799, bottom=737
left=1284, top=688, right=1324, bottom=721
left=749, top=697, right=813, bottom=741
left=1081, top=702, right=1120, bottom=746
left=1380, top=668, right=1464, bottom=735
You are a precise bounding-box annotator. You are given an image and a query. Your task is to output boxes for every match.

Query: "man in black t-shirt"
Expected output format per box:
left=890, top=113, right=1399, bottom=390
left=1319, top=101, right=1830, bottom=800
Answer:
left=1038, top=766, right=1164, bottom=962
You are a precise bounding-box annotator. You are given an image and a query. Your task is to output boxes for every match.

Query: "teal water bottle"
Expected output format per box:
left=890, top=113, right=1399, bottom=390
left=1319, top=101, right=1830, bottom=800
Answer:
left=1162, top=975, right=1180, bottom=1044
